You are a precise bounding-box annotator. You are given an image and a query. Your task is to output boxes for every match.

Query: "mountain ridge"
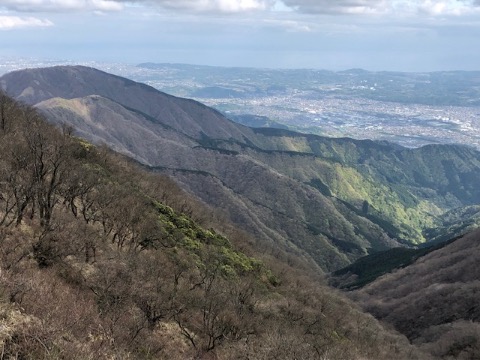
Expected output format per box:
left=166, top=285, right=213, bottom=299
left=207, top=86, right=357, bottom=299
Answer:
left=0, top=65, right=257, bottom=144
left=3, top=65, right=480, bottom=271
left=0, top=93, right=425, bottom=358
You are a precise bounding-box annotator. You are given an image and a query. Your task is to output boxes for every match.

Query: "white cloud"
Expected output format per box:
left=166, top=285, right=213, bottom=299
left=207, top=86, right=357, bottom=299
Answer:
left=0, top=15, right=53, bottom=29
left=134, top=0, right=275, bottom=13
left=217, top=0, right=273, bottom=12
left=89, top=0, right=123, bottom=11
left=0, top=0, right=273, bottom=13
left=280, top=0, right=390, bottom=15
left=1, top=0, right=480, bottom=16
left=0, top=0, right=123, bottom=12
left=279, top=0, right=480, bottom=16
left=414, top=0, right=476, bottom=16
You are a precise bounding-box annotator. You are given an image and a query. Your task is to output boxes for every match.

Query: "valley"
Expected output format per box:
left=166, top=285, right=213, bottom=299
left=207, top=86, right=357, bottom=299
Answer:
left=2, top=65, right=480, bottom=359
left=0, top=85, right=424, bottom=359
left=127, top=63, right=480, bottom=149
left=3, top=65, right=480, bottom=272
left=350, top=228, right=480, bottom=359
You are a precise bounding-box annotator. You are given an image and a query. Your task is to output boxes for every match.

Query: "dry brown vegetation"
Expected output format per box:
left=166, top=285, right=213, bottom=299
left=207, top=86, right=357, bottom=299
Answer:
left=0, top=93, right=424, bottom=359
left=351, top=228, right=480, bottom=359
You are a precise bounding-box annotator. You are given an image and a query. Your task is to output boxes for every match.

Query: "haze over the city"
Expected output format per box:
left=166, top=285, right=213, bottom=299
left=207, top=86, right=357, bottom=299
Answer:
left=1, top=0, right=480, bottom=72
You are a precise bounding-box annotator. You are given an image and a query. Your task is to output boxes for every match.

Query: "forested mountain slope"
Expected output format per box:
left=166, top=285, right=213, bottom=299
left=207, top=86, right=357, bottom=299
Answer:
left=0, top=93, right=423, bottom=359
left=3, top=66, right=480, bottom=271
left=350, top=228, right=480, bottom=359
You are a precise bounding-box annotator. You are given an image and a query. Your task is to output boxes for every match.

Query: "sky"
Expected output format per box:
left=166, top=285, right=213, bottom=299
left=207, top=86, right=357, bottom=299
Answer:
left=0, top=0, right=480, bottom=71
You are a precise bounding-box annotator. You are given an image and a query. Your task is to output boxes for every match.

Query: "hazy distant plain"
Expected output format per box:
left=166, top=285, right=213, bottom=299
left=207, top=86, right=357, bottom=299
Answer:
left=2, top=59, right=480, bottom=149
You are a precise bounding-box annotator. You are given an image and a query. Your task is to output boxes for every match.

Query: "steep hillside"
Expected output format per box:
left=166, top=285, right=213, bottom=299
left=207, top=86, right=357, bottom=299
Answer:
left=3, top=66, right=480, bottom=271
left=329, top=237, right=457, bottom=290
left=35, top=95, right=199, bottom=165
left=0, top=65, right=256, bottom=143
left=350, top=228, right=480, bottom=359
left=0, top=93, right=423, bottom=359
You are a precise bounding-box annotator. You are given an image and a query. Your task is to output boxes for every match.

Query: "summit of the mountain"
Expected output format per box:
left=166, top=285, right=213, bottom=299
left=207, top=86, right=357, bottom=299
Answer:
left=0, top=65, right=256, bottom=144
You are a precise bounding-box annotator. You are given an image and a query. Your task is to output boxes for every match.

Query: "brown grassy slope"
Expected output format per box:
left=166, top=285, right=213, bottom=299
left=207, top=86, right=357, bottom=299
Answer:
left=350, top=228, right=480, bottom=358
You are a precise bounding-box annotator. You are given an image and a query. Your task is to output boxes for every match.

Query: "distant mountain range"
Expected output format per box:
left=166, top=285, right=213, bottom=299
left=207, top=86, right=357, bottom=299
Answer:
left=3, top=66, right=480, bottom=271
left=136, top=63, right=480, bottom=107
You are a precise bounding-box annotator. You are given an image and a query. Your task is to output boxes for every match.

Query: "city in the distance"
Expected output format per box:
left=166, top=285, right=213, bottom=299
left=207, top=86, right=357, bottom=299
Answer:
left=2, top=58, right=479, bottom=150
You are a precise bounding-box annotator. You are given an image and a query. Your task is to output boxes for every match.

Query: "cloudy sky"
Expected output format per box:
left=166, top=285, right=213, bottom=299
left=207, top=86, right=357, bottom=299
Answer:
left=0, top=0, right=479, bottom=71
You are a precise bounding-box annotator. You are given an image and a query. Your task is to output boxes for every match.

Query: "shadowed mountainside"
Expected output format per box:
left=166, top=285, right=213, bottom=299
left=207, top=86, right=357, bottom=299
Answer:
left=350, top=228, right=480, bottom=359
left=3, top=66, right=480, bottom=271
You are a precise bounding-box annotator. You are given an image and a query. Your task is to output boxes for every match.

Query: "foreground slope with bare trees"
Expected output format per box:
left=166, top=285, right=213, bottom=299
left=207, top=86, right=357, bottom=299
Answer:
left=0, top=93, right=423, bottom=359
